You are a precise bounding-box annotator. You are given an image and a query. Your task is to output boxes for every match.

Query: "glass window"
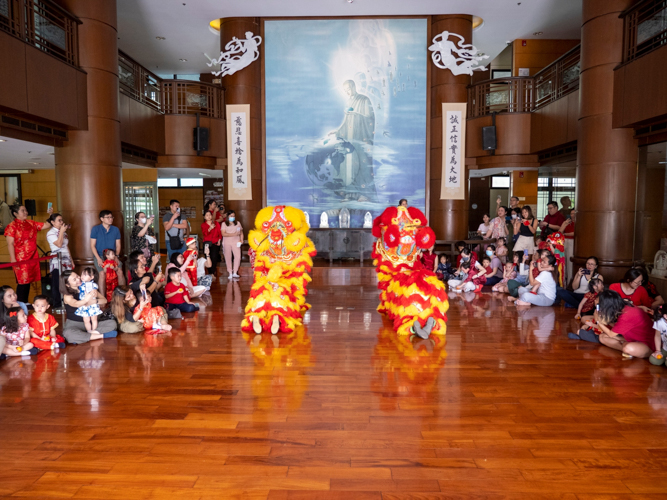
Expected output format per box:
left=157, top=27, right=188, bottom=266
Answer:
left=180, top=178, right=203, bottom=187
left=157, top=178, right=178, bottom=187
left=491, top=176, right=510, bottom=188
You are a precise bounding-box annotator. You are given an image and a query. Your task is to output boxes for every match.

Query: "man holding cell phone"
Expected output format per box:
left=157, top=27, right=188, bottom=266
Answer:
left=163, top=199, right=188, bottom=259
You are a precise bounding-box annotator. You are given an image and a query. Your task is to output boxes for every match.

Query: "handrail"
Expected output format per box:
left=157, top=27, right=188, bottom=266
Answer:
left=118, top=50, right=162, bottom=113
left=467, top=44, right=581, bottom=118
left=467, top=77, right=533, bottom=118
left=162, top=80, right=225, bottom=118
left=0, top=0, right=80, bottom=66
left=620, top=0, right=667, bottom=63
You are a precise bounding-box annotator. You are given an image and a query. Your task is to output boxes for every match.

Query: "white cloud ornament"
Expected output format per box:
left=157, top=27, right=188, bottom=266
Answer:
left=428, top=31, right=489, bottom=76
left=207, top=31, right=262, bottom=77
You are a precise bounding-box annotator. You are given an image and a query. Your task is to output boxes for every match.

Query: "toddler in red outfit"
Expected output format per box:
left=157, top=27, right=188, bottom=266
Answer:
left=28, top=295, right=65, bottom=350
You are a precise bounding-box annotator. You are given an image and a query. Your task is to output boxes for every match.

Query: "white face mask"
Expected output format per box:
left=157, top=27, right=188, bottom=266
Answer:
left=139, top=217, right=147, bottom=224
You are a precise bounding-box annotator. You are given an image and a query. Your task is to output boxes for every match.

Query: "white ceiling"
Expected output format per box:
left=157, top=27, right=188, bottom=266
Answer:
left=117, top=0, right=583, bottom=77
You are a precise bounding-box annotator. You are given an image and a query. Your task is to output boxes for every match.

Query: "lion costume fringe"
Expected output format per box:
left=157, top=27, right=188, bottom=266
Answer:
left=241, top=206, right=316, bottom=334
left=372, top=206, right=448, bottom=338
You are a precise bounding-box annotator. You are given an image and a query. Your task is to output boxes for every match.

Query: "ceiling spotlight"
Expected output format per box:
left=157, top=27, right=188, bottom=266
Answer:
left=533, top=31, right=543, bottom=35
left=347, top=0, right=353, bottom=3
left=179, top=58, right=187, bottom=62
left=0, top=139, right=6, bottom=142
left=156, top=36, right=166, bottom=40
left=29, top=162, right=40, bottom=165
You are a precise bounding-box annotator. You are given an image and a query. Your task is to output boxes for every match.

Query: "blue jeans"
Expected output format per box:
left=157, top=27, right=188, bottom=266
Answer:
left=555, top=288, right=585, bottom=308
left=166, top=238, right=186, bottom=260
left=167, top=302, right=199, bottom=313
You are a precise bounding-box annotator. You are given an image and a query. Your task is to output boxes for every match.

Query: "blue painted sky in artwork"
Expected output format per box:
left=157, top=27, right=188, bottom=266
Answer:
left=265, top=19, right=427, bottom=227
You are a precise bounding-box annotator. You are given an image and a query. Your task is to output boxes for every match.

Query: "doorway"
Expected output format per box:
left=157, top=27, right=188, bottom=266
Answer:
left=123, top=182, right=160, bottom=255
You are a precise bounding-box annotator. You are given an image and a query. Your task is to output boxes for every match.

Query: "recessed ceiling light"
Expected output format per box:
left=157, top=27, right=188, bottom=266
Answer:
left=156, top=36, right=166, bottom=40
left=533, top=31, right=543, bottom=36
left=0, top=139, right=6, bottom=142
left=179, top=58, right=187, bottom=62
left=30, top=162, right=40, bottom=165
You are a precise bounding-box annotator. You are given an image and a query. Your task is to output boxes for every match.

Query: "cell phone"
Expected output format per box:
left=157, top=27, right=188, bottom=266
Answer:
left=582, top=269, right=590, bottom=275
left=523, top=249, right=528, bottom=257
left=47, top=202, right=52, bottom=211
left=176, top=207, right=180, bottom=212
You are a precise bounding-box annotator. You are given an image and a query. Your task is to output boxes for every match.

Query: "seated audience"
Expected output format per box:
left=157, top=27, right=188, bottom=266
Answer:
left=456, top=247, right=477, bottom=269
left=652, top=304, right=667, bottom=363
left=436, top=254, right=455, bottom=282
left=454, top=256, right=491, bottom=293
left=197, top=244, right=215, bottom=290
left=1, top=306, right=38, bottom=357
left=128, top=260, right=165, bottom=307
left=574, top=278, right=604, bottom=321
left=569, top=290, right=655, bottom=359
left=111, top=285, right=171, bottom=334
left=483, top=245, right=503, bottom=287
left=556, top=256, right=603, bottom=308
left=164, top=268, right=200, bottom=313
left=506, top=248, right=551, bottom=297
left=166, top=252, right=207, bottom=298
left=636, top=265, right=664, bottom=310
left=0, top=285, right=29, bottom=316
left=509, top=254, right=558, bottom=307
left=27, top=295, right=65, bottom=350
left=609, top=268, right=653, bottom=314
left=492, top=261, right=517, bottom=293
left=448, top=260, right=471, bottom=290
left=477, top=214, right=491, bottom=237
left=60, top=270, right=117, bottom=344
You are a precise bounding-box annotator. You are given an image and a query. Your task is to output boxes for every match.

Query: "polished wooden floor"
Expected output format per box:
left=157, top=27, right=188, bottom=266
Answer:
left=2, top=269, right=667, bottom=499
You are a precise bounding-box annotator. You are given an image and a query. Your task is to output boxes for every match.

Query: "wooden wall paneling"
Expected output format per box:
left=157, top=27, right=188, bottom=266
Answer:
left=511, top=170, right=538, bottom=207
left=164, top=115, right=225, bottom=158
left=0, top=32, right=28, bottom=113
left=122, top=168, right=158, bottom=183
left=118, top=94, right=131, bottom=144
left=127, top=97, right=165, bottom=155
left=512, top=39, right=580, bottom=76
left=613, top=44, right=667, bottom=128
left=566, top=90, right=579, bottom=143
left=467, top=114, right=532, bottom=157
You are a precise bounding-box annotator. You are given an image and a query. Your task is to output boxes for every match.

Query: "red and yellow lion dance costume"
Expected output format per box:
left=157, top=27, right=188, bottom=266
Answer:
left=242, top=206, right=316, bottom=335
left=372, top=206, right=448, bottom=338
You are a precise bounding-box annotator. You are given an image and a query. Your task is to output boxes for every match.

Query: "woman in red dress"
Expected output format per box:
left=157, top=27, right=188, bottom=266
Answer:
left=4, top=205, right=53, bottom=303
left=201, top=210, right=222, bottom=276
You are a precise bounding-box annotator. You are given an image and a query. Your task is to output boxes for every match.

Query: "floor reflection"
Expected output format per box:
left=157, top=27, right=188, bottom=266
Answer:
left=371, top=327, right=447, bottom=404
left=242, top=327, right=313, bottom=411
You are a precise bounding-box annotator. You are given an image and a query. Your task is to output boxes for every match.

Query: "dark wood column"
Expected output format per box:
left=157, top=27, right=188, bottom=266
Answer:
left=429, top=15, right=471, bottom=240
left=574, top=0, right=637, bottom=281
left=219, top=18, right=263, bottom=231
left=54, top=0, right=123, bottom=264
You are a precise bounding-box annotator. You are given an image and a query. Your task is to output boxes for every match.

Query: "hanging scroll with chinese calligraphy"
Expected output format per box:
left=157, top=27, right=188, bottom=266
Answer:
left=440, top=102, right=466, bottom=201
left=226, top=104, right=253, bottom=201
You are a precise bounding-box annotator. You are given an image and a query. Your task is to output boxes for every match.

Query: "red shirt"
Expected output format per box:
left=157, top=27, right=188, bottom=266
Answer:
left=543, top=211, right=566, bottom=229
left=165, top=281, right=190, bottom=304
left=609, top=283, right=652, bottom=308
left=457, top=253, right=478, bottom=268
left=201, top=221, right=222, bottom=243
left=563, top=220, right=575, bottom=240
left=612, top=306, right=655, bottom=350
left=27, top=313, right=58, bottom=339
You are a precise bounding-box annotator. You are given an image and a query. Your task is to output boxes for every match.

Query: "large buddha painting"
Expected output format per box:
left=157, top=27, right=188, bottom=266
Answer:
left=264, top=19, right=427, bottom=227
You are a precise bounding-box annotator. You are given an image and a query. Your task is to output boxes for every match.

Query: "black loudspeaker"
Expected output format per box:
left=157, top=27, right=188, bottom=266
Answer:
left=25, top=199, right=37, bottom=216
left=193, top=127, right=209, bottom=152
left=482, top=126, right=497, bottom=151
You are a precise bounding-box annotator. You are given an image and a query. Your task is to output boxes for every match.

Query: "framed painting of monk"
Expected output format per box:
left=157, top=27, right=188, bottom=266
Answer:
left=264, top=18, right=428, bottom=228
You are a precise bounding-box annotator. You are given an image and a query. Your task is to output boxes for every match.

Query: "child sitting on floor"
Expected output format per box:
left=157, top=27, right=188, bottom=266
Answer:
left=492, top=261, right=518, bottom=293
left=165, top=268, right=200, bottom=314
left=436, top=254, right=455, bottom=282
left=28, top=295, right=65, bottom=350
left=447, top=260, right=470, bottom=290
left=456, top=256, right=491, bottom=293
left=1, top=307, right=38, bottom=357
left=575, top=278, right=604, bottom=322
left=651, top=305, right=667, bottom=365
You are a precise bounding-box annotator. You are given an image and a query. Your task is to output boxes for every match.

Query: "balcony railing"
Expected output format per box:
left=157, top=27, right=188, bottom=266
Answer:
left=533, top=45, right=580, bottom=110
left=162, top=80, right=224, bottom=119
left=621, top=0, right=667, bottom=63
left=468, top=77, right=533, bottom=118
left=119, top=50, right=162, bottom=112
left=0, top=0, right=80, bottom=66
left=467, top=44, right=580, bottom=118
